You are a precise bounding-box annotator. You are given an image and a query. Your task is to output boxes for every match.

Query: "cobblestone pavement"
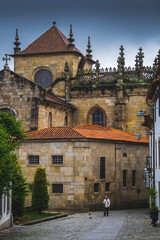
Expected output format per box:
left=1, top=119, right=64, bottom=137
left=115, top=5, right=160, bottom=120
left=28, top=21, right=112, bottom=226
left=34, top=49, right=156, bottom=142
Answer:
left=0, top=209, right=160, bottom=240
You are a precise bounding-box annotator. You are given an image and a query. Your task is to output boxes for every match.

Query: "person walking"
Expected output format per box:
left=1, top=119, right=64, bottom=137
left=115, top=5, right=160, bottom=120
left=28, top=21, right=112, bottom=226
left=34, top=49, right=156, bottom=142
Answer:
left=103, top=195, right=110, bottom=216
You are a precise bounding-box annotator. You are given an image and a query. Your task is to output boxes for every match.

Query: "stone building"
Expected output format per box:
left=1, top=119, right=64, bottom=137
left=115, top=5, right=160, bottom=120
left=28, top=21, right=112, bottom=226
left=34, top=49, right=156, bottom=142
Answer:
left=5, top=22, right=153, bottom=135
left=19, top=125, right=149, bottom=211
left=0, top=22, right=155, bottom=211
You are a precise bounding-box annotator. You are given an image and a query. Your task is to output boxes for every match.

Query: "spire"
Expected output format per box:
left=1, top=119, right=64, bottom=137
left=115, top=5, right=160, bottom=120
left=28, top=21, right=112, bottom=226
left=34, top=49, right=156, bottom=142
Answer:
left=68, top=24, right=75, bottom=46
left=86, top=36, right=92, bottom=59
left=14, top=28, right=21, bottom=54
left=117, top=45, right=125, bottom=78
left=64, top=61, right=69, bottom=73
left=138, top=47, right=144, bottom=72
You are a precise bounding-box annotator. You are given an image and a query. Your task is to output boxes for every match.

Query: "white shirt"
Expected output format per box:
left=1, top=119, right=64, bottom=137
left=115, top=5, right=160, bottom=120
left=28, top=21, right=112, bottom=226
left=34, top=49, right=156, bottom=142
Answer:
left=103, top=198, right=110, bottom=208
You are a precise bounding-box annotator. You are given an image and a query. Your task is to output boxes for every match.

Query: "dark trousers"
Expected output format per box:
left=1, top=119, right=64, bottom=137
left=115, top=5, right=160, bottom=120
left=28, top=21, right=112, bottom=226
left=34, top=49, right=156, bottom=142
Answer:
left=104, top=207, right=109, bottom=216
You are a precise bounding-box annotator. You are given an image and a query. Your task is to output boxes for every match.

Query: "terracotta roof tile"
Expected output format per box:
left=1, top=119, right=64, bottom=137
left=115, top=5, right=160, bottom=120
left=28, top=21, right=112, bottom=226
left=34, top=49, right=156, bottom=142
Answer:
left=26, top=127, right=84, bottom=140
left=74, top=125, right=148, bottom=143
left=16, top=26, right=82, bottom=56
left=26, top=125, right=148, bottom=143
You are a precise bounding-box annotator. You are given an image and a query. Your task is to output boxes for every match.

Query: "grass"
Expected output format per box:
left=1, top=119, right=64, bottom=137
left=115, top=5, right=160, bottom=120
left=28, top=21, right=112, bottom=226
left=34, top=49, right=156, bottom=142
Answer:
left=15, top=211, right=60, bottom=224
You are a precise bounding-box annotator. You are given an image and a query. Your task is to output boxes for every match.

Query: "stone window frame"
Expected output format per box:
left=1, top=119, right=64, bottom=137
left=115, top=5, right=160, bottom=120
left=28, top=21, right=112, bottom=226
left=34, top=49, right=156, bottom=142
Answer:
left=52, top=184, right=63, bottom=194
left=28, top=155, right=40, bottom=165
left=52, top=155, right=64, bottom=165
left=105, top=182, right=110, bottom=192
left=132, top=170, right=136, bottom=187
left=32, top=66, right=54, bottom=89
left=93, top=183, right=100, bottom=194
left=0, top=104, right=18, bottom=116
left=100, top=157, right=106, bottom=179
left=87, top=105, right=107, bottom=127
left=48, top=112, right=52, bottom=127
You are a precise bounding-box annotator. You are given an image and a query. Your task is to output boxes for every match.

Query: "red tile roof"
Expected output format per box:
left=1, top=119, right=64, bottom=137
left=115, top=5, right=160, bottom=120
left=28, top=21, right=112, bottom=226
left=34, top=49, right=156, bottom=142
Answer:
left=25, top=125, right=148, bottom=143
left=15, top=26, right=83, bottom=56
left=74, top=125, right=148, bottom=143
left=26, top=127, right=83, bottom=140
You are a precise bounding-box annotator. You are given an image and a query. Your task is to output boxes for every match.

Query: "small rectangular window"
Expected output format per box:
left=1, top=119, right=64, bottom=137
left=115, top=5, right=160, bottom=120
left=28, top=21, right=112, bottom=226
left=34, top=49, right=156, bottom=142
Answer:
left=52, top=155, right=63, bottom=164
left=94, top=183, right=99, bottom=192
left=52, top=184, right=63, bottom=193
left=100, top=157, right=105, bottom=179
left=105, top=182, right=110, bottom=191
left=28, top=155, right=39, bottom=165
left=123, top=153, right=127, bottom=157
left=123, top=170, right=127, bottom=187
left=132, top=170, right=136, bottom=186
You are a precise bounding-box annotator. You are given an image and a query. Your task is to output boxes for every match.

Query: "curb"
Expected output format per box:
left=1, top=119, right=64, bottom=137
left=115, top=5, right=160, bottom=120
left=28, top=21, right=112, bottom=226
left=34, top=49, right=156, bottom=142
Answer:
left=21, top=214, right=68, bottom=226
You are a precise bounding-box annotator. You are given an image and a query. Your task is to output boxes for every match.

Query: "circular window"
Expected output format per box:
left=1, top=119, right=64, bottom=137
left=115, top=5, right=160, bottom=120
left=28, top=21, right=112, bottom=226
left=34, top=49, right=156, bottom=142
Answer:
left=34, top=69, right=53, bottom=89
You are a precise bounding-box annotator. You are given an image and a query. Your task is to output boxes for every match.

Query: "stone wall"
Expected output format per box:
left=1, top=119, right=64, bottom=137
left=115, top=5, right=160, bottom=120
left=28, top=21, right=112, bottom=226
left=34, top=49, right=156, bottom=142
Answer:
left=38, top=104, right=73, bottom=129
left=70, top=87, right=151, bottom=136
left=0, top=70, right=44, bottom=131
left=18, top=139, right=148, bottom=211
left=14, top=54, right=92, bottom=82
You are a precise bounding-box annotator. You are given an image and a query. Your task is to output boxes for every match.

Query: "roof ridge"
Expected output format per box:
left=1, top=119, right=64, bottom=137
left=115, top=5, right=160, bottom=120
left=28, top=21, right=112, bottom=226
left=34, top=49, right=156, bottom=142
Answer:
left=21, top=26, right=55, bottom=53
left=54, top=26, right=70, bottom=47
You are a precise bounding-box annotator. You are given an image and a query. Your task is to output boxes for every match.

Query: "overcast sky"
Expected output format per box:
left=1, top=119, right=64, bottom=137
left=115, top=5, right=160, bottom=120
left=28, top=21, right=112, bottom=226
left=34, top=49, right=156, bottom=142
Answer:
left=0, top=0, right=160, bottom=70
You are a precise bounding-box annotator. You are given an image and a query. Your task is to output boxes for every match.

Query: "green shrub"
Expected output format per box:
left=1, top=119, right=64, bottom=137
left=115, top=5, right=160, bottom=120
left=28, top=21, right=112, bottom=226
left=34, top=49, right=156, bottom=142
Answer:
left=32, top=167, right=49, bottom=213
left=12, top=161, right=28, bottom=218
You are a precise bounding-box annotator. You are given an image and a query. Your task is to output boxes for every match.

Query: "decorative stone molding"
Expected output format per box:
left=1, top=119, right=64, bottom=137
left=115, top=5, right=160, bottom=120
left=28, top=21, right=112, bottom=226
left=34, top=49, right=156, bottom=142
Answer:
left=87, top=104, right=107, bottom=126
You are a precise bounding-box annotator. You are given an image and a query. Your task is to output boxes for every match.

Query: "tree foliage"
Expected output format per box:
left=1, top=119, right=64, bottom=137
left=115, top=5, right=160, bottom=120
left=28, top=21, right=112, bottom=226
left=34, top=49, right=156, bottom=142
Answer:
left=32, top=167, right=49, bottom=213
left=0, top=112, right=24, bottom=195
left=0, top=111, right=28, bottom=218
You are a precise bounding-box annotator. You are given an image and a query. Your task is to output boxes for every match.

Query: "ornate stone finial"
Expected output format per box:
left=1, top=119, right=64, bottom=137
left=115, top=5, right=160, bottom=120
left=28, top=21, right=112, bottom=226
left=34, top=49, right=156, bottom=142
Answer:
left=135, top=55, right=139, bottom=71
left=14, top=28, right=21, bottom=54
left=86, top=36, right=92, bottom=59
left=53, top=21, right=56, bottom=26
left=2, top=54, right=11, bottom=69
left=138, top=47, right=144, bottom=69
left=95, top=60, right=100, bottom=72
left=64, top=61, right=69, bottom=73
left=68, top=24, right=75, bottom=46
left=117, top=45, right=125, bottom=77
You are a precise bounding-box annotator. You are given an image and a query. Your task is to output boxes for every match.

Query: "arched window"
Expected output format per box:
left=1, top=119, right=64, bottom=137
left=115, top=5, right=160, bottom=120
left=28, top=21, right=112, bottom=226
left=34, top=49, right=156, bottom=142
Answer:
left=87, top=105, right=106, bottom=126
left=0, top=108, right=16, bottom=116
left=48, top=112, right=52, bottom=127
left=34, top=69, right=53, bottom=89
left=92, top=109, right=104, bottom=126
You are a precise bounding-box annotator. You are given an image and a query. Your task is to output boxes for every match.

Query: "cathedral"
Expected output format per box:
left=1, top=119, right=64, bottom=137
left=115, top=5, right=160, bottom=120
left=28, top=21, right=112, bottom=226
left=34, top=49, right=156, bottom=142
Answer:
left=0, top=22, right=153, bottom=211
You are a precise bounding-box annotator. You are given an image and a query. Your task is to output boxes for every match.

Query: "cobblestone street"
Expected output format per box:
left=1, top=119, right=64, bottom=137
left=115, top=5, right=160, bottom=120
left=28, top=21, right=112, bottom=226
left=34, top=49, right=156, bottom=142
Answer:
left=0, top=209, right=160, bottom=240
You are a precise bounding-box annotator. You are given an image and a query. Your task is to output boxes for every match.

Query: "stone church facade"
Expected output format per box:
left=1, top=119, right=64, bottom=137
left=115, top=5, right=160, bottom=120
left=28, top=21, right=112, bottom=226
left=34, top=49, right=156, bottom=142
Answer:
left=0, top=22, right=155, bottom=210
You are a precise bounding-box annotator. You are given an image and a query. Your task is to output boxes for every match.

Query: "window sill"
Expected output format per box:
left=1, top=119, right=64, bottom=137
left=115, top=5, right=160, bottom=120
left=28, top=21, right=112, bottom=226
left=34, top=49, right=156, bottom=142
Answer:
left=27, top=164, right=40, bottom=167
left=122, top=187, right=128, bottom=190
left=105, top=191, right=111, bottom=194
left=50, top=164, right=64, bottom=167
left=51, top=193, right=63, bottom=196
left=93, top=192, right=100, bottom=195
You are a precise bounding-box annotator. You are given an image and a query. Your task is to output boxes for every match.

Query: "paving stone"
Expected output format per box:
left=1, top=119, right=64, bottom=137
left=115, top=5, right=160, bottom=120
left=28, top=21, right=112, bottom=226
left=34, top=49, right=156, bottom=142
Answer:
left=0, top=209, right=160, bottom=240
